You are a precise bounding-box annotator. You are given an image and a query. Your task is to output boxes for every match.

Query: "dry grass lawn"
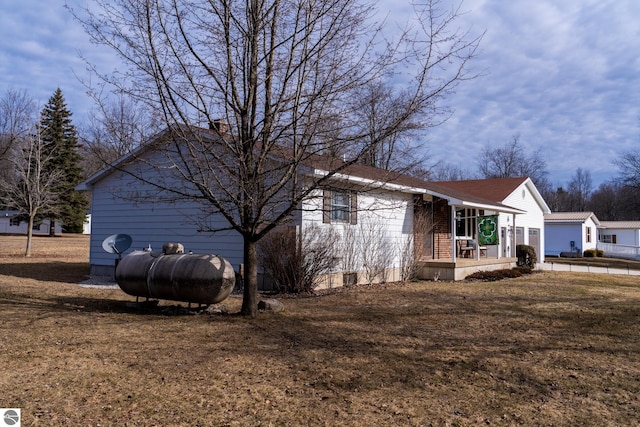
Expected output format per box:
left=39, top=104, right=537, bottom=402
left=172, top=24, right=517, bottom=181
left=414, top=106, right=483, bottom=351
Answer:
left=1, top=235, right=640, bottom=426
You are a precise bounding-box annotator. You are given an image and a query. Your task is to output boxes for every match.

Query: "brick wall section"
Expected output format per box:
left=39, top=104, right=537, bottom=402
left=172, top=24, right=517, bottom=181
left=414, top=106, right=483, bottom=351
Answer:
left=432, top=197, right=452, bottom=259
left=413, top=195, right=432, bottom=260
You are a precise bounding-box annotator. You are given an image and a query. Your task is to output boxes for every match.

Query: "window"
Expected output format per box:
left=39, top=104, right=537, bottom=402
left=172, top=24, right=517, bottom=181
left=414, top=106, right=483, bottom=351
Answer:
left=455, top=208, right=477, bottom=238
left=600, top=234, right=616, bottom=244
left=323, top=189, right=357, bottom=224
left=332, top=191, right=351, bottom=222
left=515, top=227, right=524, bottom=245
left=9, top=217, right=20, bottom=227
left=586, top=227, right=592, bottom=243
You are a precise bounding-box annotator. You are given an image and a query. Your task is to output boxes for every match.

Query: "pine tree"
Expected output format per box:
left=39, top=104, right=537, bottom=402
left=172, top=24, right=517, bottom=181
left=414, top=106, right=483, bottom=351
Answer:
left=39, top=88, right=87, bottom=234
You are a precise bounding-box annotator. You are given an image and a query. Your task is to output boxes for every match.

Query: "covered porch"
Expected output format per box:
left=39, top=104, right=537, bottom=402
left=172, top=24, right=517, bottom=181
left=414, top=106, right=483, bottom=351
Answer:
left=413, top=192, right=524, bottom=280
left=417, top=257, right=518, bottom=281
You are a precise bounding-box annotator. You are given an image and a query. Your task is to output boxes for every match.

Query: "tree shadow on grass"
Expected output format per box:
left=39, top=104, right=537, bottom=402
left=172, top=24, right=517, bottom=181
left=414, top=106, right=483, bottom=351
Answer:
left=0, top=262, right=89, bottom=283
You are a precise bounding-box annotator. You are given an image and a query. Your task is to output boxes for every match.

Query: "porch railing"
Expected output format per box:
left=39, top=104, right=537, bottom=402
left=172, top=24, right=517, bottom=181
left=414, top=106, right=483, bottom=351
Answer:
left=597, top=242, right=640, bottom=260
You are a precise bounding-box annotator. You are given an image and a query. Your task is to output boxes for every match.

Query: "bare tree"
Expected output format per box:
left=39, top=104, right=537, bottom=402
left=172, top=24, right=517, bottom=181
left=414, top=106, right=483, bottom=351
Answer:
left=588, top=181, right=640, bottom=221
left=354, top=80, right=426, bottom=171
left=428, top=161, right=475, bottom=182
left=80, top=95, right=161, bottom=177
left=614, top=150, right=640, bottom=190
left=0, top=89, right=36, bottom=186
left=567, top=168, right=592, bottom=212
left=0, top=129, right=62, bottom=256
left=72, top=0, right=481, bottom=316
left=544, top=186, right=570, bottom=212
left=477, top=135, right=549, bottom=188
left=588, top=182, right=619, bottom=221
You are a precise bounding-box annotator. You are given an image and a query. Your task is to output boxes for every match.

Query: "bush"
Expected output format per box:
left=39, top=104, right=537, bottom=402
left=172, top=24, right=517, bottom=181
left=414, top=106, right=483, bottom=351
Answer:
left=258, top=224, right=340, bottom=294
left=513, top=266, right=533, bottom=275
left=583, top=249, right=605, bottom=258
left=466, top=268, right=523, bottom=281
left=516, top=244, right=537, bottom=268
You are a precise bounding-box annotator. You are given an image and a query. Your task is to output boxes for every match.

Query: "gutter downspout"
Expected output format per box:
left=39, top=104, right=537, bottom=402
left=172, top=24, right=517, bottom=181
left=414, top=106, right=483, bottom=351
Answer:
left=512, top=213, right=517, bottom=258
left=451, top=205, right=457, bottom=262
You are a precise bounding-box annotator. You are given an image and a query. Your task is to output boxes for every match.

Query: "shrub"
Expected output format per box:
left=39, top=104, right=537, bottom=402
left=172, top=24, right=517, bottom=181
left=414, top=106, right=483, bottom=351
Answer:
left=583, top=249, right=605, bottom=258
left=258, top=224, right=340, bottom=294
left=513, top=266, right=533, bottom=275
left=516, top=244, right=537, bottom=268
left=466, top=268, right=524, bottom=281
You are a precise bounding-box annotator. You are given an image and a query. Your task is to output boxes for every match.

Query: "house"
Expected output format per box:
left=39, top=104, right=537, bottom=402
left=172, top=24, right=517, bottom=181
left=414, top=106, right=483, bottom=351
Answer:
left=77, top=126, right=550, bottom=284
left=0, top=211, right=62, bottom=236
left=421, top=177, right=551, bottom=279
left=544, top=212, right=600, bottom=257
left=597, top=221, right=640, bottom=260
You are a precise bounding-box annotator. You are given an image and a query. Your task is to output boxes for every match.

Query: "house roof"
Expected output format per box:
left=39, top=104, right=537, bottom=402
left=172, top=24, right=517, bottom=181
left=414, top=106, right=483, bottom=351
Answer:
left=431, top=177, right=529, bottom=203
left=427, top=177, right=550, bottom=214
left=599, top=221, right=640, bottom=229
left=77, top=125, right=530, bottom=214
left=544, top=212, right=600, bottom=226
left=304, top=159, right=525, bottom=213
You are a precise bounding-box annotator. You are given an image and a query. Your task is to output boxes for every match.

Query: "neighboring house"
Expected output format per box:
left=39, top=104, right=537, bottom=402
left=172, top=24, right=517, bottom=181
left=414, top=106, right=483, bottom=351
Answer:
left=82, top=213, right=92, bottom=235
left=0, top=211, right=62, bottom=236
left=598, top=221, right=640, bottom=246
left=597, top=221, right=640, bottom=260
left=77, top=127, right=550, bottom=284
left=544, top=212, right=600, bottom=257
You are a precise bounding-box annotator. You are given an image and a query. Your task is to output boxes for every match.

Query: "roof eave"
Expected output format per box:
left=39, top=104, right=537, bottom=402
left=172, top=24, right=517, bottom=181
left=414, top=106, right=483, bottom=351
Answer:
left=314, top=170, right=524, bottom=214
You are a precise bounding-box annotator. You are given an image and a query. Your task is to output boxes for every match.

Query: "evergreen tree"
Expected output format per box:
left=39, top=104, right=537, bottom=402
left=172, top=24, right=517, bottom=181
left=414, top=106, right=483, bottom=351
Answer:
left=39, top=88, right=87, bottom=234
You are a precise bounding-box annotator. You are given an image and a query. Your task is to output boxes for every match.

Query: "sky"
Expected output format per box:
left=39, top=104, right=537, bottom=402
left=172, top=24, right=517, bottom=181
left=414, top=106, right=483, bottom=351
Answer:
left=1, top=0, right=639, bottom=188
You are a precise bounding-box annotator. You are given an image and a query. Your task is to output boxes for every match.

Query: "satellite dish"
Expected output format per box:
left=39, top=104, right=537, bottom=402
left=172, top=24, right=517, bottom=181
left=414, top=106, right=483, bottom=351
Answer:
left=102, top=234, right=133, bottom=255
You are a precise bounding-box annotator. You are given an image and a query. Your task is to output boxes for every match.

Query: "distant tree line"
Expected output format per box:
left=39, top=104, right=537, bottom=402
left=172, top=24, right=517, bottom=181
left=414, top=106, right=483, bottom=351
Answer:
left=429, top=134, right=640, bottom=220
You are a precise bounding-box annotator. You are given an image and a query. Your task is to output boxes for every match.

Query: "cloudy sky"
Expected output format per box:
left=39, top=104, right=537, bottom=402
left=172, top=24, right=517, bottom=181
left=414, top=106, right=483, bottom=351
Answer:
left=1, top=0, right=638, bottom=188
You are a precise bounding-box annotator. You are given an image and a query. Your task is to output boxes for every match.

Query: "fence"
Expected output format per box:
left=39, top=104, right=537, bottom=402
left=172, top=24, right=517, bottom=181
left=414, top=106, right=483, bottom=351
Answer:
left=540, top=261, right=640, bottom=276
left=597, top=242, right=640, bottom=260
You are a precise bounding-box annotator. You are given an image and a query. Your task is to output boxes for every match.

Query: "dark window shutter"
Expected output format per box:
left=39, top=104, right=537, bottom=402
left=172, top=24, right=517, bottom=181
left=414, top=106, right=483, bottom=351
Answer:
left=350, top=192, right=358, bottom=225
left=323, top=189, right=331, bottom=223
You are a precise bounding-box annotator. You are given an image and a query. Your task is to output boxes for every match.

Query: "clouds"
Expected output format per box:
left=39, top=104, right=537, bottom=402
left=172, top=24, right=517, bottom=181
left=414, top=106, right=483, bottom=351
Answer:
left=423, top=0, right=640, bottom=186
left=0, top=0, right=107, bottom=114
left=1, top=0, right=638, bottom=188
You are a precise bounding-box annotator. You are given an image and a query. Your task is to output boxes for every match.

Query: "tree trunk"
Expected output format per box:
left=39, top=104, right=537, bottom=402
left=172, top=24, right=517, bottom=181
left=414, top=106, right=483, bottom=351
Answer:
left=25, top=215, right=34, bottom=257
left=240, top=238, right=258, bottom=317
left=49, top=217, right=55, bottom=236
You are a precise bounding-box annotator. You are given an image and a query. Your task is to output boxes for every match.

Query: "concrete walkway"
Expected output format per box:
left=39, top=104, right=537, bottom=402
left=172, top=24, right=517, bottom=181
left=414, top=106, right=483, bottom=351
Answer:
left=540, top=261, right=640, bottom=276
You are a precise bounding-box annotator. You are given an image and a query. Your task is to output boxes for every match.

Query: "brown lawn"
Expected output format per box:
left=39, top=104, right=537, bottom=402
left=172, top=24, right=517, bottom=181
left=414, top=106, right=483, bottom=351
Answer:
left=0, top=235, right=639, bottom=426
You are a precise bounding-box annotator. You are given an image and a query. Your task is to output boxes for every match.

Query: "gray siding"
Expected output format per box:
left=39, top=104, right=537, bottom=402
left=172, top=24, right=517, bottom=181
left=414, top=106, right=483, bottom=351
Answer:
left=88, top=164, right=244, bottom=276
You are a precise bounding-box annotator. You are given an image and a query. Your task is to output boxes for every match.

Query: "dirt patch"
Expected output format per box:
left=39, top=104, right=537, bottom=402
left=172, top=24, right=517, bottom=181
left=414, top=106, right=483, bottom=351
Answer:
left=1, top=235, right=640, bottom=425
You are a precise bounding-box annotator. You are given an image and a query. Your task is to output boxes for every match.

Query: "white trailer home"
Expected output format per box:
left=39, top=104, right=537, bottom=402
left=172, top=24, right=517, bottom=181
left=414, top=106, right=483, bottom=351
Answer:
left=544, top=212, right=600, bottom=257
left=597, top=221, right=640, bottom=260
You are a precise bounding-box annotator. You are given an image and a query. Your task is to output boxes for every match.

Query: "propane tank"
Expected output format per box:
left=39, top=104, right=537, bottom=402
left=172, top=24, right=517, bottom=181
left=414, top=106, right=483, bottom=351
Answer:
left=115, top=249, right=236, bottom=304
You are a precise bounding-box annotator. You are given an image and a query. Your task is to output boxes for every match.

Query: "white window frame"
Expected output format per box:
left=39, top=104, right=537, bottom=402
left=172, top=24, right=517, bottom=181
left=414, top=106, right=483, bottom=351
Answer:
left=455, top=208, right=477, bottom=239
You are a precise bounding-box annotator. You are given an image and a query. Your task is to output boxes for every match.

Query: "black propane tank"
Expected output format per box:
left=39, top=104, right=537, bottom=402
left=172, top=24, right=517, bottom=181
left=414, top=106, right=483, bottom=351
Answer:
left=115, top=249, right=236, bottom=304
